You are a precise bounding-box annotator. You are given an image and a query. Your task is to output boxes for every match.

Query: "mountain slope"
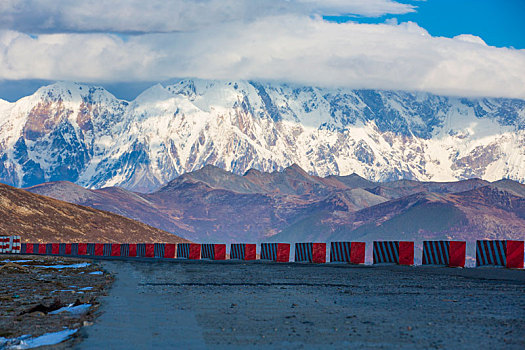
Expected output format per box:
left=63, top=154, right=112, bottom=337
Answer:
left=271, top=184, right=525, bottom=243
left=0, top=183, right=189, bottom=243
left=1, top=80, right=524, bottom=192
left=25, top=165, right=523, bottom=244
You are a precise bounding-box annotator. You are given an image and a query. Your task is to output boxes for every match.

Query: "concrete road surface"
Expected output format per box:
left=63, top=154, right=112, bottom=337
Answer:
left=78, top=260, right=525, bottom=349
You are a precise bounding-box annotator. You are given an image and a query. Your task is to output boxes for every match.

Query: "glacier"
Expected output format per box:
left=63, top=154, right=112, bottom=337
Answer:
left=0, top=80, right=524, bottom=192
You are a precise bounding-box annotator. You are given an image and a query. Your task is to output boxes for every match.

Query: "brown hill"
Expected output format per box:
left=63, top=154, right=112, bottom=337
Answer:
left=0, top=183, right=189, bottom=243
left=272, top=184, right=525, bottom=244
left=24, top=165, right=525, bottom=244
left=25, top=165, right=388, bottom=242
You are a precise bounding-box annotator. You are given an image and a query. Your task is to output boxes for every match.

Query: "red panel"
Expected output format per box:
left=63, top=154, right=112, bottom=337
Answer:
left=164, top=244, right=176, bottom=258
left=111, top=244, right=121, bottom=257
left=189, top=244, right=201, bottom=260
left=94, top=243, right=104, bottom=256
left=26, top=244, right=34, bottom=254
left=38, top=244, right=46, bottom=255
left=312, top=243, right=327, bottom=263
left=506, top=240, right=524, bottom=269
left=277, top=243, right=291, bottom=262
left=129, top=244, right=137, bottom=257
left=399, top=241, right=414, bottom=265
left=350, top=242, right=366, bottom=264
left=245, top=244, right=257, bottom=260
left=449, top=241, right=466, bottom=267
left=145, top=244, right=155, bottom=258
left=51, top=243, right=59, bottom=255
left=214, top=244, right=226, bottom=260
left=65, top=244, right=72, bottom=255
left=78, top=243, right=87, bottom=255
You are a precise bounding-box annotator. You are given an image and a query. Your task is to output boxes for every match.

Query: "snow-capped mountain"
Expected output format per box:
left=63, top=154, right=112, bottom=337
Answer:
left=1, top=80, right=524, bottom=192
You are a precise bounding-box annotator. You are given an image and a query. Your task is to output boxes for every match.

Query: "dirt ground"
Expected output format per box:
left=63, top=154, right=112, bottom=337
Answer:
left=80, top=260, right=525, bottom=349
left=0, top=255, right=113, bottom=348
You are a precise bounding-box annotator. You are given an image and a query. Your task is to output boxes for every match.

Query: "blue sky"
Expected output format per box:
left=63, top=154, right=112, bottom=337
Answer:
left=0, top=0, right=524, bottom=101
left=326, top=0, right=525, bottom=49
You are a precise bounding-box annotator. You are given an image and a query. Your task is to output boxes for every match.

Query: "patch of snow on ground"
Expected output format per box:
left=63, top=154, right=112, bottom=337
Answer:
left=49, top=303, right=91, bottom=315
left=50, top=290, right=76, bottom=294
left=0, top=328, right=77, bottom=349
left=30, top=263, right=91, bottom=269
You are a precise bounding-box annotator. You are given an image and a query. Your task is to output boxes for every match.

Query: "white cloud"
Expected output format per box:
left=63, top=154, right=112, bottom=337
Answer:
left=453, top=34, right=487, bottom=46
left=0, top=0, right=415, bottom=33
left=0, top=1, right=524, bottom=100
left=1, top=17, right=524, bottom=99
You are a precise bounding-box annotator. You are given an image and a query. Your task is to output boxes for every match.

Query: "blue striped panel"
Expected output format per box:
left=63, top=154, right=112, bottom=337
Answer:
left=261, top=243, right=278, bottom=260
left=103, top=244, right=112, bottom=256
left=330, top=242, right=351, bottom=262
left=20, top=243, right=27, bottom=254
left=295, top=243, right=313, bottom=262
left=230, top=244, right=245, bottom=260
left=201, top=244, right=215, bottom=259
left=59, top=243, right=66, bottom=255
left=476, top=241, right=484, bottom=266
left=373, top=241, right=384, bottom=263
left=423, top=241, right=450, bottom=265
left=386, top=242, right=396, bottom=262
left=120, top=244, right=129, bottom=257
left=87, top=243, right=95, bottom=256
left=476, top=240, right=507, bottom=266
left=154, top=243, right=165, bottom=258
left=177, top=243, right=190, bottom=258
left=496, top=240, right=507, bottom=266
left=46, top=243, right=52, bottom=255
left=373, top=241, right=399, bottom=264
left=71, top=243, right=78, bottom=256
left=137, top=244, right=146, bottom=257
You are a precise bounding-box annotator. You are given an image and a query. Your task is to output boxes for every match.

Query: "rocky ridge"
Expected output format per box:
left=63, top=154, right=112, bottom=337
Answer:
left=25, top=165, right=525, bottom=244
left=0, top=80, right=524, bottom=192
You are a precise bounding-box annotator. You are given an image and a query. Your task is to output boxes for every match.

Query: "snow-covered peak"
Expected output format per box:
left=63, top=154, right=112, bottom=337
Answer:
left=133, top=83, right=171, bottom=103
left=0, top=80, right=524, bottom=191
left=31, top=82, right=120, bottom=106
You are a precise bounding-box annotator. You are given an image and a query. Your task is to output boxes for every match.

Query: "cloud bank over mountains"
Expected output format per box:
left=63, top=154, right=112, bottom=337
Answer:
left=1, top=0, right=524, bottom=99
left=0, top=0, right=416, bottom=33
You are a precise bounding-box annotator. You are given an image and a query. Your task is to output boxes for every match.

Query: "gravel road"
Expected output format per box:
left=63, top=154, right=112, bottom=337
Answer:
left=78, top=260, right=525, bottom=349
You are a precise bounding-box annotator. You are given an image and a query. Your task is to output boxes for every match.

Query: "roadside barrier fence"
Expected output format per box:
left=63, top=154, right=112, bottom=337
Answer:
left=4, top=237, right=525, bottom=268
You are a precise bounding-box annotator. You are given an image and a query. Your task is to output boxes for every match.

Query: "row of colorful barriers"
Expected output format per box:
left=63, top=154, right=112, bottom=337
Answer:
left=1, top=238, right=523, bottom=268
left=0, top=236, right=21, bottom=254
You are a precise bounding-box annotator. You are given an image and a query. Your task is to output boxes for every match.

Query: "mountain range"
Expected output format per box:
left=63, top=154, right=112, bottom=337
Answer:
left=1, top=80, right=524, bottom=192
left=25, top=165, right=525, bottom=249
